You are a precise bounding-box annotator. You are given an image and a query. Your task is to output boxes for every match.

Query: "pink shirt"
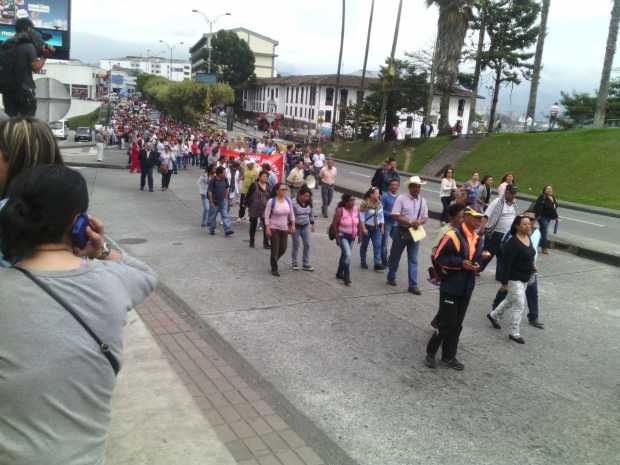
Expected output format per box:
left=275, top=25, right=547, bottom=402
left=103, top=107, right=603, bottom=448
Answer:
left=319, top=166, right=337, bottom=185
left=338, top=206, right=359, bottom=236
left=264, top=197, right=295, bottom=231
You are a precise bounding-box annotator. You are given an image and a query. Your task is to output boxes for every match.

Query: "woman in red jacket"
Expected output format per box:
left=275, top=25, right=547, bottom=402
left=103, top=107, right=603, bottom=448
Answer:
left=129, top=139, right=141, bottom=173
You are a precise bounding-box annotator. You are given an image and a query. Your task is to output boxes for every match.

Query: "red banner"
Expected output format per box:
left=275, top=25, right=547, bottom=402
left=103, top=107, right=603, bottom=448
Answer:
left=220, top=148, right=285, bottom=182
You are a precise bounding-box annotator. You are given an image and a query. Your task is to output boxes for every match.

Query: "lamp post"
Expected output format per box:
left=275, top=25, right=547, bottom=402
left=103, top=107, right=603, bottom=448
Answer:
left=192, top=10, right=231, bottom=75
left=159, top=40, right=184, bottom=80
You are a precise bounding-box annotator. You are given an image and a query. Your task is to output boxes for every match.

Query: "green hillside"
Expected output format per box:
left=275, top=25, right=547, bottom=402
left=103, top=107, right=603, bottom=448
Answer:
left=455, top=129, right=620, bottom=210
left=326, top=137, right=451, bottom=174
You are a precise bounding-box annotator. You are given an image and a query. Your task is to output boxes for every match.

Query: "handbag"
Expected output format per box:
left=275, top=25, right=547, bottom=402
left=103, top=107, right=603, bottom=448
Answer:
left=158, top=163, right=169, bottom=175
left=397, top=200, right=424, bottom=245
left=14, top=266, right=120, bottom=376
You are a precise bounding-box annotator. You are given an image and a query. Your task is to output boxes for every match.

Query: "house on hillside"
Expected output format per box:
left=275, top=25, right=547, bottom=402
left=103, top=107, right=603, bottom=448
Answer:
left=241, top=75, right=482, bottom=136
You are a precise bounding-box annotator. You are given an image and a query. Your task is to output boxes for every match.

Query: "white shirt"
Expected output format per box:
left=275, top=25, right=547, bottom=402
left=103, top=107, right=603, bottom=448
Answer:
left=312, top=153, right=325, bottom=168
left=486, top=199, right=516, bottom=234
left=440, top=178, right=457, bottom=198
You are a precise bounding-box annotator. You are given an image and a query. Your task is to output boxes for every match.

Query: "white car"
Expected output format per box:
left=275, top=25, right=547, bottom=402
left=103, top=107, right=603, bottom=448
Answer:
left=50, top=120, right=68, bottom=140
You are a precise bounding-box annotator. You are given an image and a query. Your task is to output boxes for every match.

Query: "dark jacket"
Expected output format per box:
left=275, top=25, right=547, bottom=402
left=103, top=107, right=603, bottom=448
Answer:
left=434, top=224, right=484, bottom=296
left=500, top=236, right=536, bottom=285
left=246, top=181, right=270, bottom=218
left=534, top=194, right=558, bottom=220
left=140, top=150, right=159, bottom=170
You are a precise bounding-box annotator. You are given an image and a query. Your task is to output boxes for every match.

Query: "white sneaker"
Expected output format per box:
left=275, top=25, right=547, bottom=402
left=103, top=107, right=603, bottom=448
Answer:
left=292, top=265, right=300, bottom=271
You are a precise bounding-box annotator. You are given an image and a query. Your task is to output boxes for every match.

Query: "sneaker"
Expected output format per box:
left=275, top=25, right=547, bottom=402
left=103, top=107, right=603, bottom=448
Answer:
left=344, top=279, right=352, bottom=286
left=302, top=265, right=315, bottom=272
left=408, top=287, right=422, bottom=295
left=209, top=230, right=215, bottom=235
left=225, top=230, right=235, bottom=237
left=374, top=265, right=386, bottom=271
left=529, top=320, right=545, bottom=329
left=361, top=263, right=369, bottom=270
left=386, top=280, right=397, bottom=287
left=509, top=334, right=525, bottom=344
left=292, top=265, right=300, bottom=271
left=201, top=224, right=207, bottom=228
left=271, top=270, right=281, bottom=277
left=441, top=358, right=465, bottom=371
left=487, top=313, right=501, bottom=329
left=424, top=355, right=437, bottom=369
left=336, top=273, right=345, bottom=280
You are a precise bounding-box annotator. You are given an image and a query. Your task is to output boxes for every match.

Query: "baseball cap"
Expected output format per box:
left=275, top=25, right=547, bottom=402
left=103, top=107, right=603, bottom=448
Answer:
left=506, top=185, right=519, bottom=194
left=464, top=207, right=484, bottom=218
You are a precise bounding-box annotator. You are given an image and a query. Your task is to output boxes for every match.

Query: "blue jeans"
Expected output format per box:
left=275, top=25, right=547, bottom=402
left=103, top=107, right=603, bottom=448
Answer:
left=207, top=200, right=232, bottom=233
left=381, top=221, right=395, bottom=266
left=387, top=228, right=421, bottom=288
left=200, top=194, right=209, bottom=226
left=539, top=216, right=551, bottom=249
left=360, top=225, right=382, bottom=267
left=292, top=224, right=311, bottom=267
left=338, top=233, right=354, bottom=281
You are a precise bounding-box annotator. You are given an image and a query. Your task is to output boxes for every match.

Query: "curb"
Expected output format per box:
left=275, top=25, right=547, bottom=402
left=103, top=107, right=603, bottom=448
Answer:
left=333, top=158, right=620, bottom=220
left=333, top=184, right=620, bottom=268
left=67, top=162, right=126, bottom=170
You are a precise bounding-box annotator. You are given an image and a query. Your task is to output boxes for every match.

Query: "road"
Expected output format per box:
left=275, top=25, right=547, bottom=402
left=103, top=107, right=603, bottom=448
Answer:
left=335, top=163, right=620, bottom=246
left=81, top=164, right=620, bottom=465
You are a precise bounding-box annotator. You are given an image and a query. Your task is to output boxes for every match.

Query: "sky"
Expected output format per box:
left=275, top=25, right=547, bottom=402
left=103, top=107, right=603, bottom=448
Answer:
left=71, top=0, right=619, bottom=118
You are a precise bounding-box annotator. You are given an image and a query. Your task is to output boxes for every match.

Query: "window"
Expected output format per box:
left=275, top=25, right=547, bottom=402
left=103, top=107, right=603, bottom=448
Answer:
left=406, top=116, right=413, bottom=128
left=340, top=89, right=348, bottom=106
left=324, top=110, right=332, bottom=122
left=295, top=107, right=298, bottom=117
left=301, top=87, right=304, bottom=104
left=325, top=88, right=334, bottom=106
left=458, top=99, right=466, bottom=117
left=286, top=87, right=289, bottom=103
left=276, top=88, right=279, bottom=99
left=295, top=87, right=299, bottom=104
left=309, top=86, right=316, bottom=106
left=271, top=89, right=274, bottom=100
left=304, top=108, right=307, bottom=118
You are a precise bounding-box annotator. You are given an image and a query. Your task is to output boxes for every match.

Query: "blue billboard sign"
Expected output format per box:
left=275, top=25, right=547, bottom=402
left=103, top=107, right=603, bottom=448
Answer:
left=195, top=72, right=217, bottom=85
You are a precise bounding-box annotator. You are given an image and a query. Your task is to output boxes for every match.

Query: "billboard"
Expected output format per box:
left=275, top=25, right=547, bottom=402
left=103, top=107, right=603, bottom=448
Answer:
left=0, top=0, right=71, bottom=59
left=195, top=72, right=216, bottom=85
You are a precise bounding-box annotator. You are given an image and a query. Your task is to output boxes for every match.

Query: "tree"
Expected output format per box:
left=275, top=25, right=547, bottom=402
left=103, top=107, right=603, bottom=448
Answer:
left=205, top=83, right=235, bottom=111
left=426, top=0, right=474, bottom=135
left=594, top=0, right=620, bottom=128
left=561, top=78, right=620, bottom=126
left=468, top=0, right=488, bottom=129
left=207, top=30, right=256, bottom=87
left=481, top=0, right=540, bottom=132
left=525, top=0, right=551, bottom=126
left=366, top=58, right=429, bottom=141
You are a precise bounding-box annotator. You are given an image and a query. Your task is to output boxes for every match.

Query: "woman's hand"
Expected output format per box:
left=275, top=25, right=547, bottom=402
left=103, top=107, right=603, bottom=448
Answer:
left=266, top=226, right=272, bottom=237
left=288, top=225, right=295, bottom=235
left=74, top=215, right=106, bottom=258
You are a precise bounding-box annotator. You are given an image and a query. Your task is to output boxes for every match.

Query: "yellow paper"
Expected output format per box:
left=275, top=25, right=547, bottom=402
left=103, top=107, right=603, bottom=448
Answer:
left=409, top=225, right=427, bottom=242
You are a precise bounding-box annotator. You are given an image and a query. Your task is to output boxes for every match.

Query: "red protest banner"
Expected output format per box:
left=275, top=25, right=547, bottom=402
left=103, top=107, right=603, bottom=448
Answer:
left=220, top=148, right=285, bottom=182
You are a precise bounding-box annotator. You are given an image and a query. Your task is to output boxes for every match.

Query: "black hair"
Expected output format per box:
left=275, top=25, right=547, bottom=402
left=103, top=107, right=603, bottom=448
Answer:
left=15, top=18, right=34, bottom=33
left=271, top=182, right=287, bottom=198
left=363, top=187, right=379, bottom=199
left=298, top=185, right=312, bottom=199
left=448, top=203, right=466, bottom=218
left=337, top=193, right=354, bottom=208
left=481, top=175, right=493, bottom=185
left=0, top=165, right=88, bottom=260
left=443, top=167, right=454, bottom=178
left=509, top=215, right=530, bottom=236
left=215, top=166, right=225, bottom=176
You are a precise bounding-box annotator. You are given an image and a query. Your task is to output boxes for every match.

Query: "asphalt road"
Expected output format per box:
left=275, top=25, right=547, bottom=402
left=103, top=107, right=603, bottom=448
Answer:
left=81, top=165, right=620, bottom=465
left=334, top=163, right=620, bottom=245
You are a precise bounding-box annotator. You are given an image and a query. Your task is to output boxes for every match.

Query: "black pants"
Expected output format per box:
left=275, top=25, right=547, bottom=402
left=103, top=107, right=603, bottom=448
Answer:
left=249, top=217, right=269, bottom=247
left=140, top=168, right=153, bottom=191
left=2, top=89, right=37, bottom=118
left=270, top=230, right=288, bottom=271
left=239, top=194, right=247, bottom=218
left=426, top=291, right=471, bottom=361
left=440, top=196, right=451, bottom=223
left=161, top=172, right=172, bottom=189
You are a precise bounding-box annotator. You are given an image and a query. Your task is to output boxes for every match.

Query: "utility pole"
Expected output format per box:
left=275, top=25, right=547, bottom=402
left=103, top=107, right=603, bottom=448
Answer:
left=355, top=0, right=375, bottom=138
left=377, top=0, right=403, bottom=142
left=192, top=10, right=231, bottom=75
left=331, top=0, right=346, bottom=142
left=425, top=35, right=439, bottom=122
left=159, top=40, right=184, bottom=80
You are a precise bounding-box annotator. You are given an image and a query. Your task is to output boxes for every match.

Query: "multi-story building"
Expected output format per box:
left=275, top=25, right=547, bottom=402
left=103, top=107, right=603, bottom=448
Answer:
left=190, top=27, right=278, bottom=79
left=34, top=59, right=104, bottom=100
left=99, top=56, right=191, bottom=82
left=241, top=74, right=479, bottom=135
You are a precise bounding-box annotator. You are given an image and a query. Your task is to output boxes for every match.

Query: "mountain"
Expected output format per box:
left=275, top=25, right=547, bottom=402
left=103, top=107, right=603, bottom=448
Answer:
left=70, top=31, right=160, bottom=65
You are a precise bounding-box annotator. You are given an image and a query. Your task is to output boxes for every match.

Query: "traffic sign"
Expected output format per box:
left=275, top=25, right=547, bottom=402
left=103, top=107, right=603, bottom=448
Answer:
left=35, top=78, right=71, bottom=123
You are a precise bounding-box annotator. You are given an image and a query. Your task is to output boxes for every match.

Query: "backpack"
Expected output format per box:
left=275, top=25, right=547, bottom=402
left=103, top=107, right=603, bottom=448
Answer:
left=269, top=196, right=292, bottom=214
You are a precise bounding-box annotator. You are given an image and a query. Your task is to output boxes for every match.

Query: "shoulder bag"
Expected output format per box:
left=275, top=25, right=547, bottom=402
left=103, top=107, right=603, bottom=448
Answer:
left=14, top=266, right=120, bottom=376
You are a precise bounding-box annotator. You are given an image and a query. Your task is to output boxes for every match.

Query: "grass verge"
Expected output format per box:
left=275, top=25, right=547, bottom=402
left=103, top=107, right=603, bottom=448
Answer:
left=67, top=104, right=111, bottom=130
left=455, top=129, right=620, bottom=210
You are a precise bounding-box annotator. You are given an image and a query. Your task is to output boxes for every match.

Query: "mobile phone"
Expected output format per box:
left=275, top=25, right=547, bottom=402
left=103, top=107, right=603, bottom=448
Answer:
left=71, top=213, right=90, bottom=249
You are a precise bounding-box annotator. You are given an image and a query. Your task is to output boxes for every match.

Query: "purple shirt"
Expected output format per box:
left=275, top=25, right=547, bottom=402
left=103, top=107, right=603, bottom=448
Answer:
left=264, top=197, right=295, bottom=231
left=392, top=193, right=429, bottom=222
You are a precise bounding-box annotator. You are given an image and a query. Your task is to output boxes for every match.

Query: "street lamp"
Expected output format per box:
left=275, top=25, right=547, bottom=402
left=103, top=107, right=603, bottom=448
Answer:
left=159, top=40, right=185, bottom=80
left=191, top=9, right=231, bottom=75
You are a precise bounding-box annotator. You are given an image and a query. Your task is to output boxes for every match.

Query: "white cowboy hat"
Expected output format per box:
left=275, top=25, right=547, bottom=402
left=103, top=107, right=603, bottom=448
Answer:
left=406, top=175, right=427, bottom=186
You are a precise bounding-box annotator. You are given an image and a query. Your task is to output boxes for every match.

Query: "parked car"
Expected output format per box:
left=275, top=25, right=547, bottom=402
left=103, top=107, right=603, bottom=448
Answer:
left=75, top=127, right=93, bottom=142
left=50, top=120, right=68, bottom=140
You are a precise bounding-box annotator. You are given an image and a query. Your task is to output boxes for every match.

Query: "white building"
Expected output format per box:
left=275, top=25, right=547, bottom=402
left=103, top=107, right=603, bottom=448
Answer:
left=34, top=60, right=104, bottom=100
left=190, top=27, right=278, bottom=79
left=241, top=75, right=480, bottom=134
left=99, top=56, right=191, bottom=82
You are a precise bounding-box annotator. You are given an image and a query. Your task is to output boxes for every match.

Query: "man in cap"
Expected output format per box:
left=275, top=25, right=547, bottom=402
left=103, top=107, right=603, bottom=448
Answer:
left=425, top=207, right=488, bottom=370
left=2, top=18, right=52, bottom=117
left=387, top=176, right=429, bottom=295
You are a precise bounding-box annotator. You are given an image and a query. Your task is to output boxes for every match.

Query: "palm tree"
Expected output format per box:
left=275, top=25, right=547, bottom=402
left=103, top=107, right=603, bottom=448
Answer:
left=332, top=0, right=346, bottom=141
left=426, top=0, right=473, bottom=135
left=594, top=0, right=620, bottom=128
left=525, top=0, right=551, bottom=129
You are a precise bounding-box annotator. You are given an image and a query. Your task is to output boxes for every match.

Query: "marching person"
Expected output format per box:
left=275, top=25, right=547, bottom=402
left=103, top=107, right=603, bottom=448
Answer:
left=425, top=207, right=487, bottom=370
left=533, top=185, right=559, bottom=255
left=319, top=158, right=337, bottom=218
left=387, top=176, right=429, bottom=295
left=207, top=166, right=234, bottom=237
left=197, top=165, right=213, bottom=228
left=264, top=183, right=295, bottom=277
left=246, top=170, right=271, bottom=249
left=291, top=186, right=315, bottom=271
left=312, top=146, right=326, bottom=190
left=359, top=187, right=385, bottom=271
left=487, top=216, right=537, bottom=344
left=331, top=193, right=360, bottom=286
left=287, top=158, right=306, bottom=199
left=479, top=175, right=494, bottom=211
left=440, top=168, right=457, bottom=224
left=159, top=144, right=174, bottom=191
left=480, top=184, right=519, bottom=274
left=139, top=142, right=158, bottom=193
left=239, top=161, right=260, bottom=222
left=380, top=178, right=400, bottom=268
left=497, top=172, right=515, bottom=200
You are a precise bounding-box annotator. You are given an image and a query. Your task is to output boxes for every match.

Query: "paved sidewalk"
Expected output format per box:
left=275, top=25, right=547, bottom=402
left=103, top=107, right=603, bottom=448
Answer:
left=111, top=294, right=328, bottom=465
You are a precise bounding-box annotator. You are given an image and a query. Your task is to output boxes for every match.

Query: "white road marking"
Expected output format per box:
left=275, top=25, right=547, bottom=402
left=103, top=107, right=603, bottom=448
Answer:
left=423, top=187, right=440, bottom=194
left=351, top=171, right=371, bottom=178
left=559, top=216, right=605, bottom=228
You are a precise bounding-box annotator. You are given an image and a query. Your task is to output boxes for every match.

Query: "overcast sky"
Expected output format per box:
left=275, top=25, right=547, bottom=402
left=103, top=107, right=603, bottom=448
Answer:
left=72, top=0, right=619, bottom=117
